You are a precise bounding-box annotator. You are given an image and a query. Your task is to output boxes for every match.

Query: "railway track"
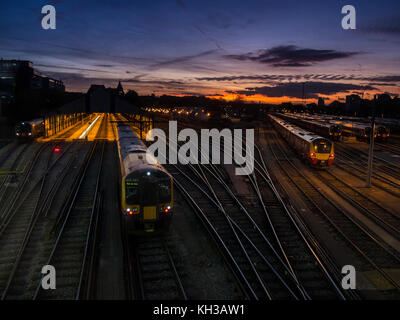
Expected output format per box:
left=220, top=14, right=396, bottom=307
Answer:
left=337, top=143, right=400, bottom=181
left=333, top=156, right=400, bottom=198
left=250, top=144, right=350, bottom=299
left=168, top=159, right=310, bottom=300
left=0, top=143, right=37, bottom=206
left=376, top=142, right=400, bottom=156
left=0, top=142, right=92, bottom=300
left=267, top=128, right=400, bottom=298
left=315, top=170, right=400, bottom=239
left=32, top=141, right=104, bottom=300
left=0, top=142, right=57, bottom=296
left=145, top=120, right=347, bottom=300
left=127, top=235, right=187, bottom=300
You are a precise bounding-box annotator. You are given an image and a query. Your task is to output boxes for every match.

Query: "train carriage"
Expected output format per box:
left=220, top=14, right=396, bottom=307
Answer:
left=269, top=114, right=334, bottom=167
left=15, top=118, right=44, bottom=140
left=337, top=121, right=389, bottom=142
left=117, top=122, right=173, bottom=233
left=277, top=113, right=342, bottom=141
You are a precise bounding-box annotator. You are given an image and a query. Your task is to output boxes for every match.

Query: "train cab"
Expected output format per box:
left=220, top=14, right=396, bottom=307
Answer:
left=328, top=124, right=341, bottom=141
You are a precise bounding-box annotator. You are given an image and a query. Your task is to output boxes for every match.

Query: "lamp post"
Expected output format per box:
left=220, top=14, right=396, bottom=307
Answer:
left=366, top=97, right=376, bottom=188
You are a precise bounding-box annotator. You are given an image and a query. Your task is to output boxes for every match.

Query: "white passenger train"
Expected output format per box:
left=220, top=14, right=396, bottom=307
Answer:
left=269, top=114, right=335, bottom=167
left=15, top=118, right=44, bottom=139
left=116, top=122, right=173, bottom=233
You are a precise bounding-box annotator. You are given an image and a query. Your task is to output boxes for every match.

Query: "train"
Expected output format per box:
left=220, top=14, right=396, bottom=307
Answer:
left=276, top=113, right=342, bottom=141
left=15, top=118, right=44, bottom=139
left=269, top=114, right=335, bottom=167
left=333, top=120, right=390, bottom=142
left=116, top=121, right=173, bottom=233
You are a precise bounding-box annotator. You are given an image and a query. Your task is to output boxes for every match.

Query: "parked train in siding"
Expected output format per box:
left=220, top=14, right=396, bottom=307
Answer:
left=15, top=118, right=44, bottom=140
left=276, top=113, right=342, bottom=141
left=333, top=121, right=390, bottom=142
left=269, top=114, right=335, bottom=167
left=117, top=122, right=173, bottom=233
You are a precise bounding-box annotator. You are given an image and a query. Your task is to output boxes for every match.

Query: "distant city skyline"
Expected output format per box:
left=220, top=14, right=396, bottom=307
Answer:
left=1, top=0, right=400, bottom=103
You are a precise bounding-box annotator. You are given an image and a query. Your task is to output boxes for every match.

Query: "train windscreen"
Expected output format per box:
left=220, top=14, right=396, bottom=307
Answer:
left=15, top=123, right=31, bottom=134
left=159, top=179, right=171, bottom=203
left=330, top=125, right=340, bottom=133
left=125, top=179, right=139, bottom=204
left=141, top=181, right=157, bottom=206
left=377, top=126, right=389, bottom=134
left=314, top=140, right=332, bottom=153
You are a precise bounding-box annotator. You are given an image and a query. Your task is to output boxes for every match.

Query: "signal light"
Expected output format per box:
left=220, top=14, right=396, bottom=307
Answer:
left=54, top=147, right=61, bottom=152
left=28, top=132, right=32, bottom=136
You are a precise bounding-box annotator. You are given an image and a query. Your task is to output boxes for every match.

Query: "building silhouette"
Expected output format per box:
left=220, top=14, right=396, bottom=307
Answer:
left=0, top=59, right=65, bottom=98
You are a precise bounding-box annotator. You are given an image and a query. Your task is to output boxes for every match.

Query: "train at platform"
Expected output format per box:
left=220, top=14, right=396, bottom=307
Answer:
left=269, top=114, right=335, bottom=168
left=116, top=121, right=173, bottom=233
left=15, top=118, right=44, bottom=140
left=276, top=113, right=342, bottom=141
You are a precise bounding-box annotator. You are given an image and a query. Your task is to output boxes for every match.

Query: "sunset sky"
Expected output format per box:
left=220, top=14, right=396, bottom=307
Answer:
left=1, top=0, right=400, bottom=103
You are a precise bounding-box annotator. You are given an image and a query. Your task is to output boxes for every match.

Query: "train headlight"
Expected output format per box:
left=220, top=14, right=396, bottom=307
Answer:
left=160, top=205, right=172, bottom=214
left=125, top=207, right=138, bottom=215
left=146, top=171, right=151, bottom=176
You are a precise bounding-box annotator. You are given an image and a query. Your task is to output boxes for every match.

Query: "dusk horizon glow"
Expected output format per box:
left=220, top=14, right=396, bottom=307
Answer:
left=1, top=0, right=400, bottom=104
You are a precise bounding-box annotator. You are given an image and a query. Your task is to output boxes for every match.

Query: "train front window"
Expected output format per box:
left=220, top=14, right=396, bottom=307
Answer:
left=159, top=179, right=171, bottom=203
left=125, top=179, right=139, bottom=204
left=330, top=125, right=340, bottom=133
left=16, top=124, right=30, bottom=134
left=141, top=181, right=157, bottom=206
left=377, top=127, right=388, bottom=134
left=314, top=141, right=331, bottom=153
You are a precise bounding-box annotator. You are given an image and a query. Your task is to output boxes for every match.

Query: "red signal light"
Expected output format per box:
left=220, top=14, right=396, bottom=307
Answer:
left=54, top=147, right=61, bottom=152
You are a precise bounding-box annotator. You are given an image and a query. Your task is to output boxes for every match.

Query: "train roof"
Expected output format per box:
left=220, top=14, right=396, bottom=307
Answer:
left=269, top=114, right=330, bottom=143
left=277, top=113, right=338, bottom=129
left=117, top=122, right=169, bottom=177
left=17, top=118, right=44, bottom=126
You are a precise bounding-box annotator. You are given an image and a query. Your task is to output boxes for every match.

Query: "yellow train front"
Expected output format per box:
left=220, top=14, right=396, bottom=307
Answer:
left=307, top=138, right=334, bottom=167
left=117, top=122, right=173, bottom=233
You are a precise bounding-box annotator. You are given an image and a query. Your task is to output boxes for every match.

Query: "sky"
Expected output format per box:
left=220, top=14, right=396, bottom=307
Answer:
left=1, top=0, right=400, bottom=104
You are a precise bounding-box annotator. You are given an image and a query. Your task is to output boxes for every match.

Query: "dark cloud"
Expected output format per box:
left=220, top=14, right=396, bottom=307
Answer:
left=197, top=73, right=400, bottom=84
left=225, top=45, right=359, bottom=67
left=36, top=64, right=114, bottom=74
left=365, top=75, right=400, bottom=82
left=230, top=81, right=376, bottom=99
